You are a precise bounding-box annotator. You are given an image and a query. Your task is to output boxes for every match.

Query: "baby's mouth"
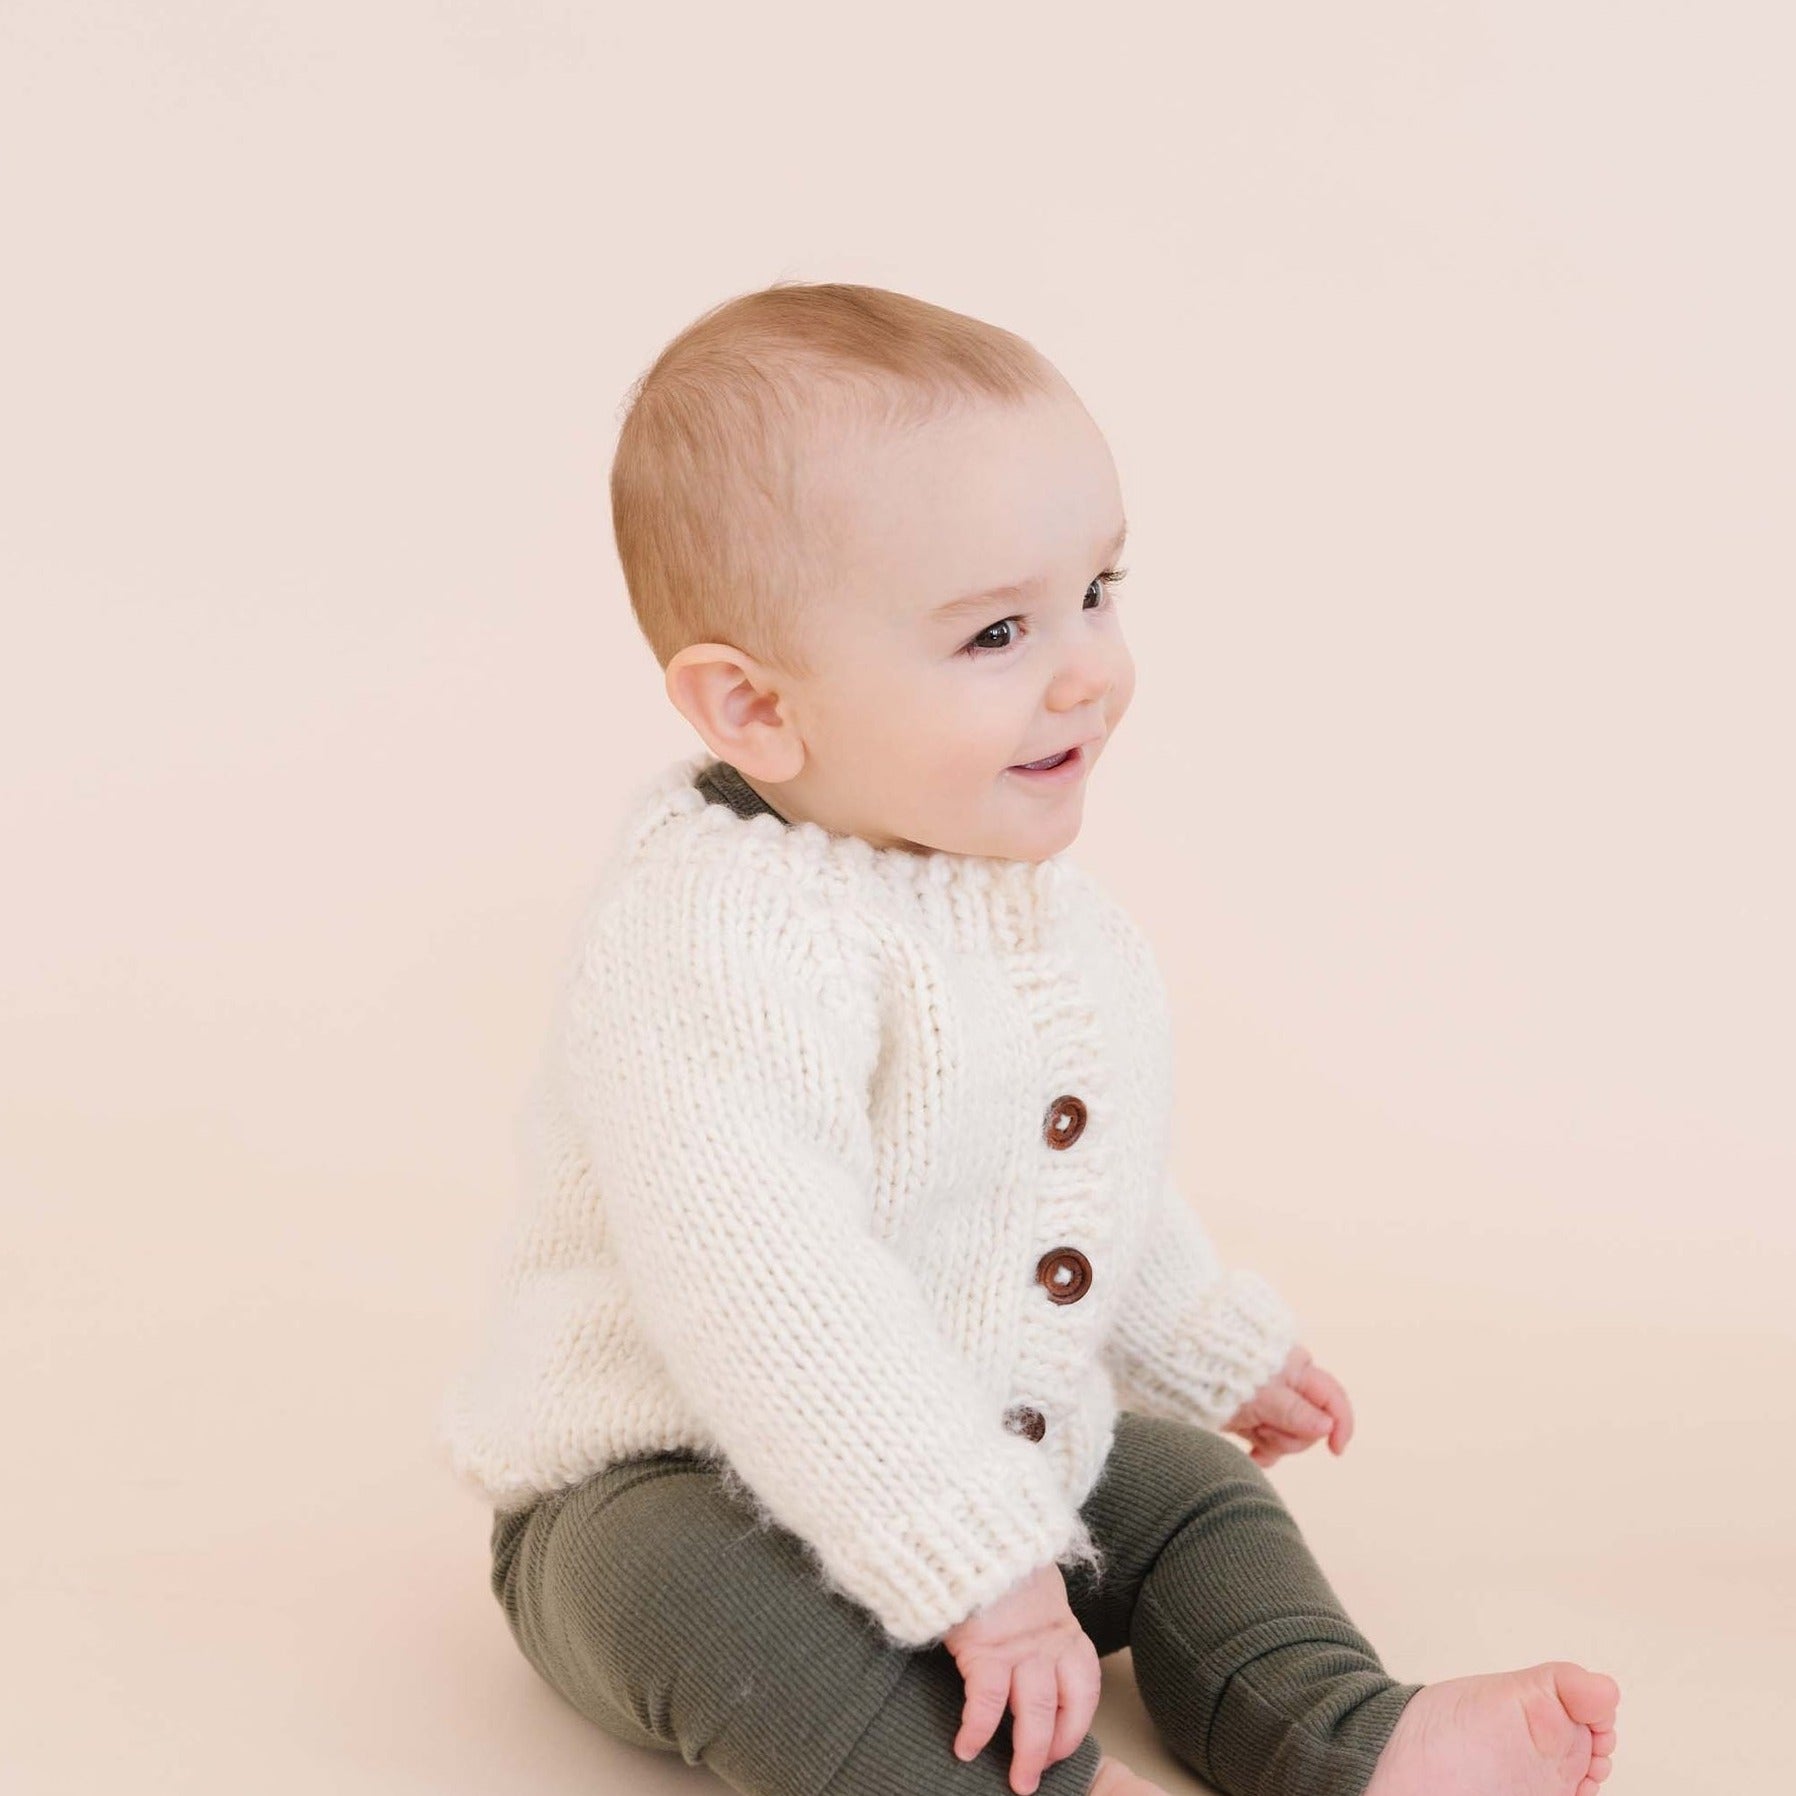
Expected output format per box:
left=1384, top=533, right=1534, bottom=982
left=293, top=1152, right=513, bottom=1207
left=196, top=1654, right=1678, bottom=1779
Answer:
left=1009, top=743, right=1088, bottom=777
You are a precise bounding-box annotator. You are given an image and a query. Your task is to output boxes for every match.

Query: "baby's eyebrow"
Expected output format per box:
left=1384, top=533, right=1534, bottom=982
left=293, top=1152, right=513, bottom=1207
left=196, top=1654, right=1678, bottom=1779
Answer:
left=930, top=580, right=1037, bottom=622
left=928, top=521, right=1128, bottom=622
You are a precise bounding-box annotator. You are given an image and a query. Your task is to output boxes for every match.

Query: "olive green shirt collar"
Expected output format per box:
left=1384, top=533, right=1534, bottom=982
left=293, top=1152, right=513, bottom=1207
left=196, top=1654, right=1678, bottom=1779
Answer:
left=693, top=758, right=790, bottom=825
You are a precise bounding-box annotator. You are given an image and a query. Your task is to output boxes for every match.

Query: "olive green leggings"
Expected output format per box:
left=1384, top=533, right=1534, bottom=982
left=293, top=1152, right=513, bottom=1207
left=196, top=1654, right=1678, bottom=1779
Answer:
left=489, top=1410, right=1422, bottom=1796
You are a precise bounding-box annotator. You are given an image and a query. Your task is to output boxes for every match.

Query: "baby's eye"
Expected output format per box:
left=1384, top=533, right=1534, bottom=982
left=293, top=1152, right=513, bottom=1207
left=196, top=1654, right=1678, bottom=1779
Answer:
left=1088, top=565, right=1128, bottom=607
left=965, top=616, right=1021, bottom=656
left=962, top=566, right=1129, bottom=658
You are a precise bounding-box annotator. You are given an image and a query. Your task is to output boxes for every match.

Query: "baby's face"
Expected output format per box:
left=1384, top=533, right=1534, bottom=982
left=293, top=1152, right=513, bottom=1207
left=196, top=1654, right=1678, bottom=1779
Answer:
left=733, top=385, right=1135, bottom=862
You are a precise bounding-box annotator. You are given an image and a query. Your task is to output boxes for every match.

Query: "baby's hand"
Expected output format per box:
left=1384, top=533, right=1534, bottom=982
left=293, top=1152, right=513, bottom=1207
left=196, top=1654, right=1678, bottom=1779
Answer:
left=1221, top=1343, right=1354, bottom=1467
left=940, top=1560, right=1101, bottom=1795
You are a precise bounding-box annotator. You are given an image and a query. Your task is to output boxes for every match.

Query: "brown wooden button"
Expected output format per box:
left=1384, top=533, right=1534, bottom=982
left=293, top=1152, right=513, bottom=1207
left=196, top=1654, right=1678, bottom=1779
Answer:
left=1036, top=1246, right=1092, bottom=1304
left=1043, top=1094, right=1087, bottom=1149
left=1003, top=1404, right=1046, bottom=1442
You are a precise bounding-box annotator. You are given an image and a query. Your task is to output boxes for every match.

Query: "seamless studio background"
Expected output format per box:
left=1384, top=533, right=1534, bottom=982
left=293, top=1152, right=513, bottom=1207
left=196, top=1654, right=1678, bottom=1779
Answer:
left=2, top=4, right=1791, bottom=1791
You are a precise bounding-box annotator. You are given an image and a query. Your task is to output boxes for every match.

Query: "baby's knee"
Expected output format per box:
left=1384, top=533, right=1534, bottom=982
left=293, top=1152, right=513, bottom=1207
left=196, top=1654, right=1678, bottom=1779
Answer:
left=1124, top=1410, right=1277, bottom=1497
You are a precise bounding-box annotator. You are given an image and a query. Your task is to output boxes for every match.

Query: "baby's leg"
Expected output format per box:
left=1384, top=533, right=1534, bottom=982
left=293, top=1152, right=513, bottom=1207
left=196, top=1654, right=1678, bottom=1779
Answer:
left=1067, top=1411, right=1422, bottom=1796
left=490, top=1449, right=1105, bottom=1796
left=1069, top=1413, right=1618, bottom=1796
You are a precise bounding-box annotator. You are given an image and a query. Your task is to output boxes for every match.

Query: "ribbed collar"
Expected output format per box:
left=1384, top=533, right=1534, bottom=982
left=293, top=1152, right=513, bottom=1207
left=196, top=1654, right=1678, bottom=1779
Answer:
left=693, top=758, right=789, bottom=824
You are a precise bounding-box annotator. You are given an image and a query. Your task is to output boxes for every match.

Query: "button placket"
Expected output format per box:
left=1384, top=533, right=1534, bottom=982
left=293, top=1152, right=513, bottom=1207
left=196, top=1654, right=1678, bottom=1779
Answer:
left=1010, top=1090, right=1097, bottom=1446
left=1039, top=1093, right=1093, bottom=1304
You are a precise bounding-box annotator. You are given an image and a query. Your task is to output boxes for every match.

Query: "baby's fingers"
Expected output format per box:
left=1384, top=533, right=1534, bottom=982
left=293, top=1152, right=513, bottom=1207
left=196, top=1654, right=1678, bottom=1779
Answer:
left=1259, top=1380, right=1334, bottom=1442
left=1006, top=1658, right=1061, bottom=1795
left=953, top=1656, right=1011, bottom=1764
left=1048, top=1635, right=1102, bottom=1765
left=1296, top=1361, right=1356, bottom=1452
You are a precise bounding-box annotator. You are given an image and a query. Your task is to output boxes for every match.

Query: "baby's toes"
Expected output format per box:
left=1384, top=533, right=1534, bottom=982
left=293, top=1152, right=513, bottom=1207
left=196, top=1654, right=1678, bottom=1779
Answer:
left=1587, top=1756, right=1613, bottom=1783
left=1590, top=1727, right=1616, bottom=1755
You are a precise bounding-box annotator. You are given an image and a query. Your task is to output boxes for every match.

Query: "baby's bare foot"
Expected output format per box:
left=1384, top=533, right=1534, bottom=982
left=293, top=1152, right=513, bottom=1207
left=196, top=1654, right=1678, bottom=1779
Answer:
left=1089, top=1750, right=1173, bottom=1796
left=1363, top=1660, right=1620, bottom=1796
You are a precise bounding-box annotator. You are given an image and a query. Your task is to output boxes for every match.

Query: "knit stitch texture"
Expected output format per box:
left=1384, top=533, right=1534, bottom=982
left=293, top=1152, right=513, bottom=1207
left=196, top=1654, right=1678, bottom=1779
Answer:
left=436, top=750, right=1299, bottom=1648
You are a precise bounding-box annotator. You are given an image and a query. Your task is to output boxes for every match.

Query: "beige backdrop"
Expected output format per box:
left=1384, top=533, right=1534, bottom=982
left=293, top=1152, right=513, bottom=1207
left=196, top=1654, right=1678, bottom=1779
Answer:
left=3, top=4, right=1791, bottom=1791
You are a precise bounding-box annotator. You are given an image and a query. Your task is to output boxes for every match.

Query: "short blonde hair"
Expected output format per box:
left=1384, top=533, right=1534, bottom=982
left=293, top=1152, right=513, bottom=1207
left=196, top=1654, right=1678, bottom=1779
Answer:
left=611, top=281, right=1063, bottom=678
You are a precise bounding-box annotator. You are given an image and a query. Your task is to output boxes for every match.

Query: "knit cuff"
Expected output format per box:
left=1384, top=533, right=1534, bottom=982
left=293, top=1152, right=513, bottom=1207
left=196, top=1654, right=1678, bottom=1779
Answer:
left=818, top=1441, right=1098, bottom=1650
left=1119, top=1268, right=1299, bottom=1433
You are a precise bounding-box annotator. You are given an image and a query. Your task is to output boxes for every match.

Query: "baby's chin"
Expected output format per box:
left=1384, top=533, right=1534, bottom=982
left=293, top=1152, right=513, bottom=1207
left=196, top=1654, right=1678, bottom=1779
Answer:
left=947, top=793, right=1091, bottom=864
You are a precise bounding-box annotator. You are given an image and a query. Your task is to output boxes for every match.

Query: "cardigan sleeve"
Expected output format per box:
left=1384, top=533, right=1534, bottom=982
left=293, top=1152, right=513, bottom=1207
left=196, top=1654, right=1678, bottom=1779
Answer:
left=558, top=858, right=1100, bottom=1650
left=1100, top=1165, right=1299, bottom=1431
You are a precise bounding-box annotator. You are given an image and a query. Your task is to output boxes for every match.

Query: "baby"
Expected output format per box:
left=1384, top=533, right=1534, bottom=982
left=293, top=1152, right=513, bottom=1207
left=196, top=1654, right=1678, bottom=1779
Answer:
left=438, top=281, right=1621, bottom=1796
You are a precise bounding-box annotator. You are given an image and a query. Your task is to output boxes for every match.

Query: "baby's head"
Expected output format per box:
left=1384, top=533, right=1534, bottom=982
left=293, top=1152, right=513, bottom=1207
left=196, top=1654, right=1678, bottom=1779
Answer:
left=612, top=281, right=1135, bottom=863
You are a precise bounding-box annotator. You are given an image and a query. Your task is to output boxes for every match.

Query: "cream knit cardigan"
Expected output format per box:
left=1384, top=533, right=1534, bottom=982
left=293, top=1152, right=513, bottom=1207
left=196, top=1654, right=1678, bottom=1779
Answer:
left=436, top=750, right=1298, bottom=1648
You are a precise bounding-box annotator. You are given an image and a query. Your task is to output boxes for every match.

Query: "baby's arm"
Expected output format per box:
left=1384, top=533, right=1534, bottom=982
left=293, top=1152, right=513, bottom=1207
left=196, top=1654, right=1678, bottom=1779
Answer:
left=564, top=856, right=1095, bottom=1651
left=1101, top=1165, right=1299, bottom=1431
